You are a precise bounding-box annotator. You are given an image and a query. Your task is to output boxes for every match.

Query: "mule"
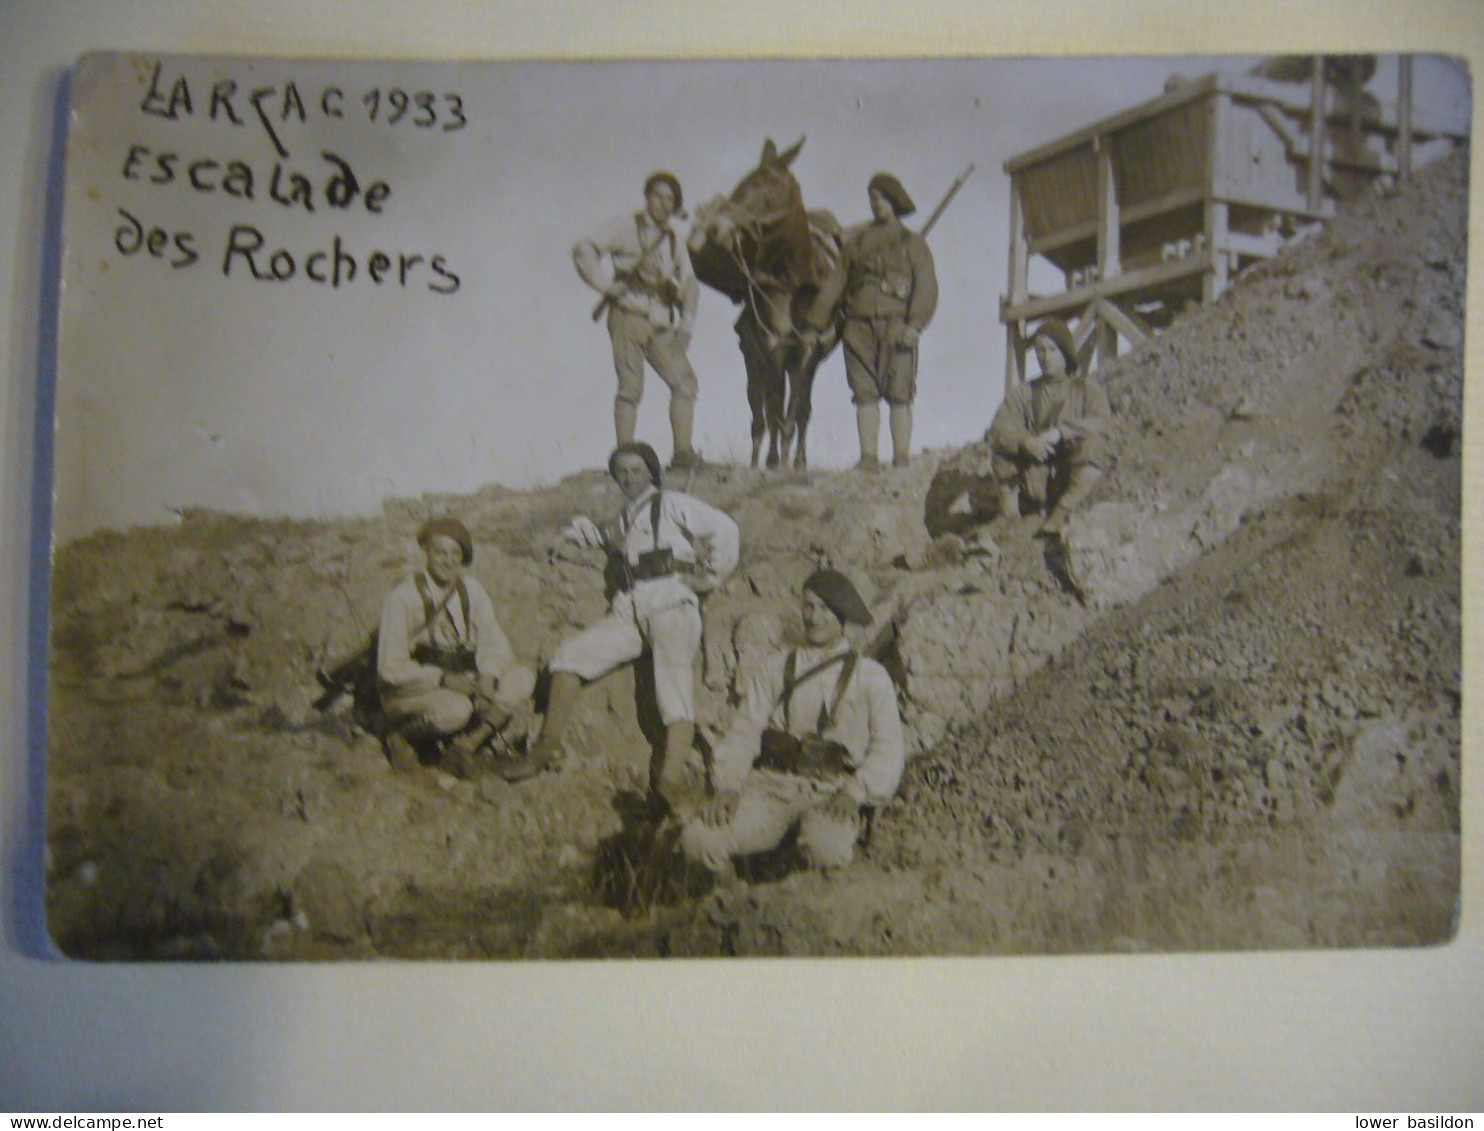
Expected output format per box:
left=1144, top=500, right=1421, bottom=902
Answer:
left=688, top=138, right=842, bottom=470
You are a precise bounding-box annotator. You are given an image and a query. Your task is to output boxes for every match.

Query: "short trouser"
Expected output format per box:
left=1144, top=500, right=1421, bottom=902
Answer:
left=382, top=664, right=537, bottom=739
left=549, top=594, right=702, bottom=725
left=842, top=316, right=917, bottom=406
left=608, top=307, right=698, bottom=407
left=681, top=769, right=861, bottom=872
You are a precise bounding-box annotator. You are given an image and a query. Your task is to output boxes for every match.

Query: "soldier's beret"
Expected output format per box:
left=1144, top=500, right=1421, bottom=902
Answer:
left=417, top=516, right=474, bottom=565
left=609, top=442, right=664, bottom=487
left=644, top=171, right=683, bottom=212
left=1033, top=317, right=1080, bottom=375
left=868, top=172, right=915, bottom=217
left=804, top=569, right=873, bottom=627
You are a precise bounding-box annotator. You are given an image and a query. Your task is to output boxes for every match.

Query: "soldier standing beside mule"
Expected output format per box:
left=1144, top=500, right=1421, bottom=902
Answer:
left=815, top=172, right=939, bottom=470
left=574, top=172, right=705, bottom=471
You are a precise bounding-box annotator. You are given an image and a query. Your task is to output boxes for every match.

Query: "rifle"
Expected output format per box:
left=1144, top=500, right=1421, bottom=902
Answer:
left=920, top=164, right=976, bottom=240
left=591, top=225, right=673, bottom=322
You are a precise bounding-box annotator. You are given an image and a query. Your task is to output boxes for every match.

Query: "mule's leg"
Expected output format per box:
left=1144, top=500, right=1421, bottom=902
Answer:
left=762, top=351, right=787, bottom=469
left=739, top=323, right=767, bottom=468
left=787, top=351, right=821, bottom=471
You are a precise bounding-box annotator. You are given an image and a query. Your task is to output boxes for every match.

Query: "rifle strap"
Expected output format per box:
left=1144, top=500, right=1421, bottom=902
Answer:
left=413, top=574, right=471, bottom=645
left=778, top=649, right=858, bottom=735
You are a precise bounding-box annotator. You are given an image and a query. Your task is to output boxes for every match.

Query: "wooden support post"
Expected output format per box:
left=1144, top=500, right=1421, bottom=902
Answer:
left=1096, top=133, right=1121, bottom=281
left=1399, top=54, right=1415, bottom=185
left=1307, top=54, right=1326, bottom=213
left=1005, top=180, right=1029, bottom=387
left=1005, top=320, right=1026, bottom=390
left=1205, top=90, right=1231, bottom=304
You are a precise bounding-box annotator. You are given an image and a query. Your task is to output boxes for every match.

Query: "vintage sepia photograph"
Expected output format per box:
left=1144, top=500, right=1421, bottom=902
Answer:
left=45, top=50, right=1469, bottom=961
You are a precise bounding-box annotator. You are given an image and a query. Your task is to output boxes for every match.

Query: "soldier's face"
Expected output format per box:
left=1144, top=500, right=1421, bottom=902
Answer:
left=868, top=188, right=894, bottom=222
left=423, top=535, right=465, bottom=586
left=612, top=453, right=654, bottom=500
left=802, top=590, right=846, bottom=647
left=645, top=182, right=678, bottom=224
left=1034, top=335, right=1067, bottom=378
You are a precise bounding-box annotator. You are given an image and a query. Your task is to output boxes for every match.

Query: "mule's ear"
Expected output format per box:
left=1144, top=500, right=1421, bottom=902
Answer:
left=777, top=136, right=805, bottom=169
left=760, top=138, right=778, bottom=165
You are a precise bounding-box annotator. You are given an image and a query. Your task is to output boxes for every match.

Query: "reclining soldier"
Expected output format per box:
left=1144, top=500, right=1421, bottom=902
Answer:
left=987, top=317, right=1114, bottom=537
left=377, top=516, right=536, bottom=778
left=681, top=569, right=904, bottom=878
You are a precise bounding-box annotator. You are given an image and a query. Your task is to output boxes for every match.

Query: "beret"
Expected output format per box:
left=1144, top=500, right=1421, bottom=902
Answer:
left=608, top=442, right=664, bottom=487
left=804, top=568, right=873, bottom=627
left=868, top=172, right=915, bottom=217
left=417, top=516, right=474, bottom=566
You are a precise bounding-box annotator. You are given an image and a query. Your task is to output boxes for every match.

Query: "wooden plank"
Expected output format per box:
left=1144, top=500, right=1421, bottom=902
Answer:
left=1028, top=184, right=1206, bottom=257
left=1006, top=67, right=1467, bottom=186
left=1222, top=71, right=1466, bottom=140
left=1007, top=181, right=1028, bottom=305
left=1004, top=74, right=1220, bottom=173
left=1095, top=298, right=1152, bottom=344
left=1204, top=199, right=1229, bottom=303
left=1002, top=248, right=1214, bottom=323
left=1399, top=55, right=1415, bottom=184
left=1004, top=318, right=1026, bottom=388
left=1097, top=134, right=1121, bottom=280
left=1221, top=230, right=1283, bottom=259
left=1073, top=304, right=1100, bottom=350
left=1307, top=56, right=1325, bottom=213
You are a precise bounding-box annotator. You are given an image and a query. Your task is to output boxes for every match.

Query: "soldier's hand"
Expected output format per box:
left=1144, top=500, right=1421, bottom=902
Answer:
left=822, top=789, right=860, bottom=825
left=441, top=672, right=480, bottom=698
left=604, top=281, right=628, bottom=301
left=1022, top=434, right=1055, bottom=463
left=897, top=325, right=921, bottom=349
left=564, top=516, right=603, bottom=546
left=699, top=791, right=741, bottom=829
left=474, top=673, right=500, bottom=701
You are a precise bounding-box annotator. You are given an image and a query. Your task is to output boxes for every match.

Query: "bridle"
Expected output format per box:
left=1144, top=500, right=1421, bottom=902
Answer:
left=708, top=168, right=806, bottom=343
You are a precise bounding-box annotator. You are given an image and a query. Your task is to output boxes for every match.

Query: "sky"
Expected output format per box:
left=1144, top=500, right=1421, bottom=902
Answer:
left=52, top=52, right=1470, bottom=541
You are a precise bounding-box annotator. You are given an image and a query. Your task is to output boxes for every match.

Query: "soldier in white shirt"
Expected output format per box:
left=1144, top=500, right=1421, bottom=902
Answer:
left=502, top=443, right=739, bottom=805
left=377, top=517, right=536, bottom=777
left=681, top=569, right=905, bottom=875
left=574, top=172, right=705, bottom=470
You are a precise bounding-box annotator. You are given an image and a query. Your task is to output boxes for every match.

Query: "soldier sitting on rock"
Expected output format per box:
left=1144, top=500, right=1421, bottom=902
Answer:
left=377, top=516, right=537, bottom=778
left=987, top=317, right=1114, bottom=537
left=681, top=569, right=904, bottom=879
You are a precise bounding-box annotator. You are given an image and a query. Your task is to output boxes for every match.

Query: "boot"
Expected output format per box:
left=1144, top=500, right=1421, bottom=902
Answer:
left=384, top=731, right=421, bottom=774
left=501, top=671, right=580, bottom=782
left=441, top=717, right=499, bottom=779
left=855, top=403, right=881, bottom=469
left=1039, top=466, right=1104, bottom=537
left=648, top=720, right=696, bottom=810
left=889, top=404, right=913, bottom=468
left=615, top=399, right=638, bottom=446
left=670, top=396, right=701, bottom=468
left=998, top=483, right=1021, bottom=521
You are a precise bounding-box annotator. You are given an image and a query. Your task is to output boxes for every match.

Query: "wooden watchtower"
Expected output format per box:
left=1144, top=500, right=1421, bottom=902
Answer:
left=999, top=55, right=1465, bottom=385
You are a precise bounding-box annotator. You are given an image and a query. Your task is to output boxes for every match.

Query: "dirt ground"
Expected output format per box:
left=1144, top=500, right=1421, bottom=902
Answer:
left=44, top=152, right=1465, bottom=960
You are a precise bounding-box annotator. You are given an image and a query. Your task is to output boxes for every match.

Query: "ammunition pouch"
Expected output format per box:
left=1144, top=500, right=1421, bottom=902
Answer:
left=756, top=728, right=852, bottom=780
left=610, top=546, right=699, bottom=590
left=411, top=644, right=478, bottom=674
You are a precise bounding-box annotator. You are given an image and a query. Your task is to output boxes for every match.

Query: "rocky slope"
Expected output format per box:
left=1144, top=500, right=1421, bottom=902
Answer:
left=45, top=153, right=1466, bottom=959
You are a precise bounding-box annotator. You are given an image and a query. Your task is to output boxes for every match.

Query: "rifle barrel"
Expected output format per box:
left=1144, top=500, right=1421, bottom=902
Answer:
left=920, top=164, right=976, bottom=239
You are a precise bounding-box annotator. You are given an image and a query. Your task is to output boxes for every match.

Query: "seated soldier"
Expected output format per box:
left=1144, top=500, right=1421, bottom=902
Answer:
left=681, top=569, right=904, bottom=878
left=987, top=317, right=1114, bottom=537
left=377, top=516, right=536, bottom=778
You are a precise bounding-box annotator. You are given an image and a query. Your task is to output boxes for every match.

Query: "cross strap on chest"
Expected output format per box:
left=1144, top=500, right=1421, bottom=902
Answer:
left=778, top=649, right=859, bottom=735
left=413, top=574, right=472, bottom=642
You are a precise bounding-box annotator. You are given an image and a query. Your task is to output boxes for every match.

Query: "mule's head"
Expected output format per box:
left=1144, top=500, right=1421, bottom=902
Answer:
left=689, top=137, right=809, bottom=302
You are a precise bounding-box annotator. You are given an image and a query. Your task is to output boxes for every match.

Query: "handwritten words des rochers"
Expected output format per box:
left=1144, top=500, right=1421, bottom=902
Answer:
left=101, top=60, right=464, bottom=294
